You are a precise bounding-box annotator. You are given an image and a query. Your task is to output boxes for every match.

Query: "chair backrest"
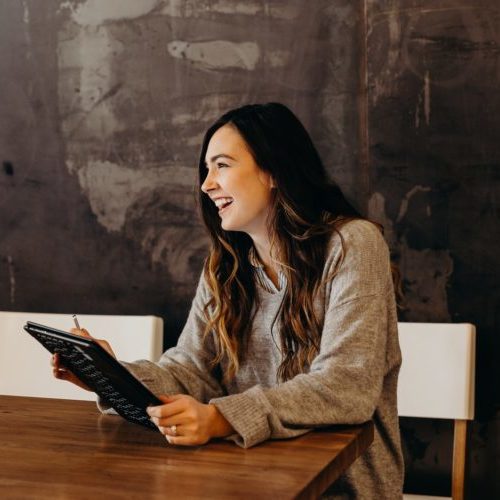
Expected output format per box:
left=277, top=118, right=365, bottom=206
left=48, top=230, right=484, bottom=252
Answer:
left=0, top=311, right=163, bottom=401
left=397, top=322, right=475, bottom=420
left=398, top=323, right=476, bottom=500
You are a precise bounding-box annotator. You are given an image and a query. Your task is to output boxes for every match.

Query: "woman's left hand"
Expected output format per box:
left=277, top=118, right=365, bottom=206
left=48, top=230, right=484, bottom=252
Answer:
left=146, top=394, right=234, bottom=446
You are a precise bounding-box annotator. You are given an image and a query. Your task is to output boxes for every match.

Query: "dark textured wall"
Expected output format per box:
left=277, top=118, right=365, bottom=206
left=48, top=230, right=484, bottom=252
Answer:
left=0, top=0, right=498, bottom=497
left=366, top=1, right=499, bottom=496
left=0, top=0, right=361, bottom=342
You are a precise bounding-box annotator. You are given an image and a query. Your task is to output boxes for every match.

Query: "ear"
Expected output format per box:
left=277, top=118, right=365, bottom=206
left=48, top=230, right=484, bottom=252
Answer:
left=270, top=176, right=276, bottom=189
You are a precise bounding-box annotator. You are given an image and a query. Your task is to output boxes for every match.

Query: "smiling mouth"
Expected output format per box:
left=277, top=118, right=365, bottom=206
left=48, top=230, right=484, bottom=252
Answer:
left=214, top=198, right=234, bottom=213
left=218, top=201, right=233, bottom=215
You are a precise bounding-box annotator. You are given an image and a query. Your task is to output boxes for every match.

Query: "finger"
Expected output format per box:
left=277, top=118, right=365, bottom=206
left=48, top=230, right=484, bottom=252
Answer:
left=147, top=398, right=186, bottom=419
left=51, top=353, right=66, bottom=370
left=165, top=435, right=203, bottom=446
left=98, top=339, right=116, bottom=358
left=161, top=394, right=191, bottom=404
left=159, top=395, right=174, bottom=404
left=151, top=414, right=189, bottom=428
left=53, top=367, right=69, bottom=379
left=158, top=424, right=184, bottom=437
left=52, top=363, right=75, bottom=379
left=51, top=353, right=59, bottom=367
left=68, top=329, right=116, bottom=359
left=70, top=328, right=91, bottom=337
left=147, top=395, right=185, bottom=415
left=51, top=357, right=90, bottom=389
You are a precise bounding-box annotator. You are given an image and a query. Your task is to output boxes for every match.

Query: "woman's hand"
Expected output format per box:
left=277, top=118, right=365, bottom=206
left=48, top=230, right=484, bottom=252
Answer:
left=50, top=328, right=116, bottom=391
left=147, top=394, right=234, bottom=446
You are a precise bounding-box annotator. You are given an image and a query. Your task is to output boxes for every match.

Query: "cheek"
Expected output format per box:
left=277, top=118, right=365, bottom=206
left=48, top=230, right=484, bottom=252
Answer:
left=245, top=187, right=273, bottom=214
left=226, top=171, right=273, bottom=210
left=238, top=181, right=266, bottom=200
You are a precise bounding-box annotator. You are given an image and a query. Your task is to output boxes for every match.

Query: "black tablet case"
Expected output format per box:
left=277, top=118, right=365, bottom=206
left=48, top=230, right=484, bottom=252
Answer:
left=24, top=321, right=162, bottom=430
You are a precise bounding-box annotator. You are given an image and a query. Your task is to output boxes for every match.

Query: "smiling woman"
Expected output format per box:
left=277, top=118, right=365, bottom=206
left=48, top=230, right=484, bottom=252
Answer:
left=53, top=103, right=404, bottom=500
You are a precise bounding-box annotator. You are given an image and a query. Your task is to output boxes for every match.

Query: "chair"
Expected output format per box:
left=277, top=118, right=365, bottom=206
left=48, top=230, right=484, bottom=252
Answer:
left=397, top=322, right=476, bottom=500
left=0, top=311, right=163, bottom=401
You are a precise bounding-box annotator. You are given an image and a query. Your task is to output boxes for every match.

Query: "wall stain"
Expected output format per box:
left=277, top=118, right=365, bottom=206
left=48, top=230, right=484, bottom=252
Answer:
left=409, top=35, right=500, bottom=54
left=167, top=40, right=260, bottom=71
left=2, top=161, right=14, bottom=176
left=60, top=0, right=159, bottom=26
left=397, top=185, right=432, bottom=222
left=368, top=189, right=453, bottom=321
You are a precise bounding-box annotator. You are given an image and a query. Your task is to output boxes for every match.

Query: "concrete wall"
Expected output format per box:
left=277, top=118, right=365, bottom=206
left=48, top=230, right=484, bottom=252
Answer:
left=0, top=0, right=498, bottom=497
left=366, top=2, right=499, bottom=496
left=0, top=0, right=361, bottom=340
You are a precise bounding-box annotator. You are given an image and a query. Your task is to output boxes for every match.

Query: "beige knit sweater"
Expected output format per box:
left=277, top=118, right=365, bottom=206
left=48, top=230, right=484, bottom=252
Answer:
left=101, top=219, right=404, bottom=499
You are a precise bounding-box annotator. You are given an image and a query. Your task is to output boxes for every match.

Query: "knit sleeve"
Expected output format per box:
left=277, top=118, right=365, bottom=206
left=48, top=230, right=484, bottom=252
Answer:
left=210, top=220, right=399, bottom=448
left=97, top=271, right=225, bottom=413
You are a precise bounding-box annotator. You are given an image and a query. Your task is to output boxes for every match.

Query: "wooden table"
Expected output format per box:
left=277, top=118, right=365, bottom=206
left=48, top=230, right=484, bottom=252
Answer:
left=0, top=395, right=373, bottom=499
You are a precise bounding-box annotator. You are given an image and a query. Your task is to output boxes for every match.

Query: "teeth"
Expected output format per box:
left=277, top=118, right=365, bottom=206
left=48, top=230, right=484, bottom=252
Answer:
left=214, top=197, right=233, bottom=208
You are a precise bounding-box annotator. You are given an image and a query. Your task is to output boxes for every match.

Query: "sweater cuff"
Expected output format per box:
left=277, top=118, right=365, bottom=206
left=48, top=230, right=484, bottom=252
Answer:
left=210, top=385, right=271, bottom=448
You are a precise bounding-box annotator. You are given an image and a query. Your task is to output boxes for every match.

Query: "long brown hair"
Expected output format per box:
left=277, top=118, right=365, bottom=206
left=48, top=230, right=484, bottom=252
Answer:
left=198, top=103, right=363, bottom=383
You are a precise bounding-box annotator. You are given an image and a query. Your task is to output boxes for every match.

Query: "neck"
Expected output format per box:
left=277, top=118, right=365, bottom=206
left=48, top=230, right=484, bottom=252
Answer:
left=250, top=233, right=274, bottom=269
left=249, top=232, right=282, bottom=291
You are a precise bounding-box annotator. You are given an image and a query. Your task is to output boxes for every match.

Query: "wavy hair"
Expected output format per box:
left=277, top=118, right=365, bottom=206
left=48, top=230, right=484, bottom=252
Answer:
left=198, top=103, right=364, bottom=383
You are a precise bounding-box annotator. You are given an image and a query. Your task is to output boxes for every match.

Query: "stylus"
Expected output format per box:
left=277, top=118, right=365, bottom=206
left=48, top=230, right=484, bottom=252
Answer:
left=72, top=314, right=81, bottom=330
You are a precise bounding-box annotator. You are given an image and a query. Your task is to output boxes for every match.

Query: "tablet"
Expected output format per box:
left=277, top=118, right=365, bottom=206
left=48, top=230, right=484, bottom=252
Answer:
left=23, top=321, right=162, bottom=430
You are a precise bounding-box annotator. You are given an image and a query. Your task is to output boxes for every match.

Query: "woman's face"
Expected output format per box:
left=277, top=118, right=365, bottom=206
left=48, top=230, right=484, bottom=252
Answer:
left=201, top=124, right=275, bottom=238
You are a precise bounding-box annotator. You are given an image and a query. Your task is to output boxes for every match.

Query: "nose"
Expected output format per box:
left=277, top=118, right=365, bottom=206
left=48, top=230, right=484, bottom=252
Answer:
left=201, top=166, right=218, bottom=193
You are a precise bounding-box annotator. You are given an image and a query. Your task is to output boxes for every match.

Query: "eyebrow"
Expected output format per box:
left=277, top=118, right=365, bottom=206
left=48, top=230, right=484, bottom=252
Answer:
left=204, top=154, right=237, bottom=165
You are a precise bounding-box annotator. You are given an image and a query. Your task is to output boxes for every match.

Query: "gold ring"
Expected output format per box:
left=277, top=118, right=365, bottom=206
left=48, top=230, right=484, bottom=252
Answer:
left=170, top=425, right=177, bottom=436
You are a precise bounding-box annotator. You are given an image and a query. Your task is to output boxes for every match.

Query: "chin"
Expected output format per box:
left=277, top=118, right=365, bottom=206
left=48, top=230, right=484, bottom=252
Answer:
left=220, top=217, right=243, bottom=232
left=221, top=221, right=236, bottom=231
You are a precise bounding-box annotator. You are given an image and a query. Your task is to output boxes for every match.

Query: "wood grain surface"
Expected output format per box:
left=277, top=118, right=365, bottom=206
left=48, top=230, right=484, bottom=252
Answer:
left=0, top=395, right=373, bottom=499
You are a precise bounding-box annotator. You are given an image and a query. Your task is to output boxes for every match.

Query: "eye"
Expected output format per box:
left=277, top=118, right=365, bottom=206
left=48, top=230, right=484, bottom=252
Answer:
left=217, top=162, right=229, bottom=169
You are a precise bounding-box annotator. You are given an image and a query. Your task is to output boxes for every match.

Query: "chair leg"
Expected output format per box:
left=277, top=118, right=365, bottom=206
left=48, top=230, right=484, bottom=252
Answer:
left=452, top=419, right=468, bottom=500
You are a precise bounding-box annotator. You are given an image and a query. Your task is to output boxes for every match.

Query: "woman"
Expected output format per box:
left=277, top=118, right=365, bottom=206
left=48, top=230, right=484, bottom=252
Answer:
left=53, top=103, right=404, bottom=498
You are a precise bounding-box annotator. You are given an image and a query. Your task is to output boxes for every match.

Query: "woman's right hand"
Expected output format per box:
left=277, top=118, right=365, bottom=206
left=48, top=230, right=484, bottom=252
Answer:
left=51, top=352, right=92, bottom=391
left=50, top=328, right=117, bottom=392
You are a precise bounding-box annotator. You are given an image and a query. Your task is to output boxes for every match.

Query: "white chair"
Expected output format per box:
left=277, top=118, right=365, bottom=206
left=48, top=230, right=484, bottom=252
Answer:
left=0, top=311, right=163, bottom=401
left=397, top=322, right=476, bottom=500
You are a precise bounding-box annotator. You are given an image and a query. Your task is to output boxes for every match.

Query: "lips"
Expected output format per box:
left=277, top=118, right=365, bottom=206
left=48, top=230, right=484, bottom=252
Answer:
left=218, top=202, right=233, bottom=216
left=213, top=197, right=233, bottom=208
left=213, top=197, right=234, bottom=215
